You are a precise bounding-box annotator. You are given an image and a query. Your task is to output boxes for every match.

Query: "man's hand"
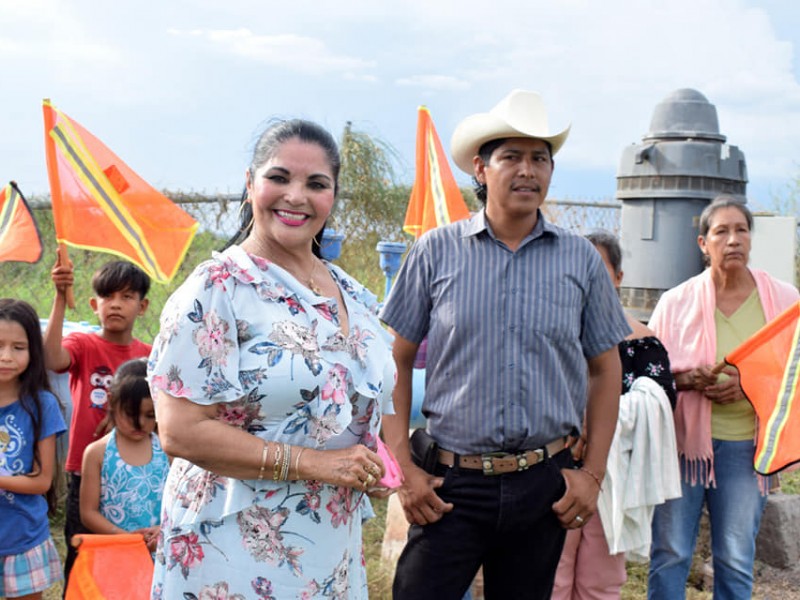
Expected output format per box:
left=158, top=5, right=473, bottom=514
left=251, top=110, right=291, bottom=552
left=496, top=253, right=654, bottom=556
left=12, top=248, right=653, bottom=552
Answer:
left=552, top=468, right=601, bottom=529
left=397, top=462, right=453, bottom=526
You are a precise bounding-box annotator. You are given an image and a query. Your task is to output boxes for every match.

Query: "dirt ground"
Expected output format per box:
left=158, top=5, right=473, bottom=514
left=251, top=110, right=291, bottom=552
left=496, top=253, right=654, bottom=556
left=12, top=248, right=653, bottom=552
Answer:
left=752, top=562, right=800, bottom=600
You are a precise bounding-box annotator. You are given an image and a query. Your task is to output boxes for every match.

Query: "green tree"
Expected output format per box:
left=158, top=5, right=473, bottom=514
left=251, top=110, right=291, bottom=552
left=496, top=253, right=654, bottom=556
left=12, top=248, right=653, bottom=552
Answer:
left=332, top=122, right=410, bottom=297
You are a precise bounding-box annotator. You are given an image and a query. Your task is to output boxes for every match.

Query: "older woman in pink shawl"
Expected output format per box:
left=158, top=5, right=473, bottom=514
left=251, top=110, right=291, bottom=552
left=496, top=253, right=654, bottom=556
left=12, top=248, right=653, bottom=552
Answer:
left=647, top=196, right=799, bottom=600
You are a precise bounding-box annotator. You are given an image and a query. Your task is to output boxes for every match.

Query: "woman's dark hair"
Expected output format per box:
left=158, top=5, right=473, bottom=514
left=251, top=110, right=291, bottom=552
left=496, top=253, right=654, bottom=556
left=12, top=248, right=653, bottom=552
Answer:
left=586, top=230, right=623, bottom=276
left=698, top=195, right=753, bottom=237
left=224, top=119, right=341, bottom=256
left=0, top=298, right=60, bottom=514
left=471, top=137, right=553, bottom=205
left=107, top=358, right=150, bottom=431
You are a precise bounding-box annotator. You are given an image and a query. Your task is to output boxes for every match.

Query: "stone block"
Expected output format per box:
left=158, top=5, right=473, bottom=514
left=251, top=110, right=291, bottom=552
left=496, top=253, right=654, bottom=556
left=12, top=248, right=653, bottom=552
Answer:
left=756, top=493, right=800, bottom=569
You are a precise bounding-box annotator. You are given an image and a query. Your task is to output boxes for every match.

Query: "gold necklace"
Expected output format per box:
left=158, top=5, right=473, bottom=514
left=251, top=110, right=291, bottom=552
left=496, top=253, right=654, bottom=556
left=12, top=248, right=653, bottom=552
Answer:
left=307, top=260, right=324, bottom=295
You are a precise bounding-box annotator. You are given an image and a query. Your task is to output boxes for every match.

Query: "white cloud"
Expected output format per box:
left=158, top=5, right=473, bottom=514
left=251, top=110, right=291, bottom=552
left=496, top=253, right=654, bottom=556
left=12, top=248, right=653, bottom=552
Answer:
left=395, top=75, right=471, bottom=91
left=0, top=0, right=797, bottom=200
left=169, top=27, right=376, bottom=75
left=432, top=0, right=800, bottom=183
left=344, top=72, right=380, bottom=83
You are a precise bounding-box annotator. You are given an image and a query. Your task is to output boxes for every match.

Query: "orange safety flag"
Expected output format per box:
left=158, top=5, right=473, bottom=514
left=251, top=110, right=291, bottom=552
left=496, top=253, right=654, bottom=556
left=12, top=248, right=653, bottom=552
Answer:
left=0, top=182, right=43, bottom=263
left=724, top=300, right=800, bottom=475
left=65, top=534, right=153, bottom=599
left=403, top=106, right=470, bottom=239
left=42, top=99, right=198, bottom=283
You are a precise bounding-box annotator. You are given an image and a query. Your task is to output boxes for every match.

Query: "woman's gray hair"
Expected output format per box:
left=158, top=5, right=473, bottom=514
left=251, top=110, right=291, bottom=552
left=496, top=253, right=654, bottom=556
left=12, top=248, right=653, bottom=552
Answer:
left=585, top=230, right=622, bottom=276
left=698, top=195, right=753, bottom=237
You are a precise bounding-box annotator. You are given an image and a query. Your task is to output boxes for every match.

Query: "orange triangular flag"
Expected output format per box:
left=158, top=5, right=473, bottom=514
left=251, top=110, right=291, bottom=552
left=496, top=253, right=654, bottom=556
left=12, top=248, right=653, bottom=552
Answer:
left=0, top=182, right=43, bottom=263
left=725, top=300, right=800, bottom=475
left=65, top=534, right=153, bottom=599
left=403, top=106, right=470, bottom=239
left=42, top=99, right=198, bottom=283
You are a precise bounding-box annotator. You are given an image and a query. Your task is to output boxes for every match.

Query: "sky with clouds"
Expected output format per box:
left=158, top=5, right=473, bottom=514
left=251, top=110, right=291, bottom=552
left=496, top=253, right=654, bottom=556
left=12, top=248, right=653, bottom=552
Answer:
left=2, top=0, right=799, bottom=210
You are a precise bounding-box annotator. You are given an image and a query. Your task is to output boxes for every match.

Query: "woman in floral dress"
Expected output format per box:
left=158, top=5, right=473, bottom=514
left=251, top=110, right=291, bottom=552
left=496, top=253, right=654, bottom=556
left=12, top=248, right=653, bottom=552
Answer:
left=148, top=119, right=396, bottom=600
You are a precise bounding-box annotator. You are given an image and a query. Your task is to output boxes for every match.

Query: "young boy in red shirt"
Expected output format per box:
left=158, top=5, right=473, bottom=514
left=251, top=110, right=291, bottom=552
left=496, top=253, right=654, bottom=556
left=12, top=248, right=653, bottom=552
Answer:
left=45, top=252, right=151, bottom=588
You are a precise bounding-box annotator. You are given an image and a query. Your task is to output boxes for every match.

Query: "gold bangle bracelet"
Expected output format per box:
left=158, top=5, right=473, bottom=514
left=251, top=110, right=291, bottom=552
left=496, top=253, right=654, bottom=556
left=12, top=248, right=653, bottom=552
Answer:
left=272, top=443, right=283, bottom=481
left=280, top=443, right=291, bottom=481
left=293, top=447, right=306, bottom=480
left=257, top=442, right=270, bottom=481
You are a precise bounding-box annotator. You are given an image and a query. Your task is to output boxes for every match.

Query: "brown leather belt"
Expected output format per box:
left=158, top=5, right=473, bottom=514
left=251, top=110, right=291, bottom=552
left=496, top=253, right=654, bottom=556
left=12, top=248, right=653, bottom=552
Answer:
left=438, top=437, right=567, bottom=476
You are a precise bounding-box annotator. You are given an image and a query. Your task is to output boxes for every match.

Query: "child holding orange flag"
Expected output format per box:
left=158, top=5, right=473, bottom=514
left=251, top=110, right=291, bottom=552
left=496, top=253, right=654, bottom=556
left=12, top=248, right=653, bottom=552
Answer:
left=79, top=358, right=168, bottom=553
left=44, top=250, right=152, bottom=587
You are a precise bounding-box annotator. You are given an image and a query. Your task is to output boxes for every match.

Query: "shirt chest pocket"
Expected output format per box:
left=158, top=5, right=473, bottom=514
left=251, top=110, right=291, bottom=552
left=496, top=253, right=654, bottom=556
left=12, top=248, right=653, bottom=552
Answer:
left=526, top=281, right=583, bottom=338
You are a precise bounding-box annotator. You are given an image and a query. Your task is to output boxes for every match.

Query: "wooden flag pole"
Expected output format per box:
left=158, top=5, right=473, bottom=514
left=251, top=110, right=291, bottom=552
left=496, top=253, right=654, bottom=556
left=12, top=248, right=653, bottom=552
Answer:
left=57, top=243, right=76, bottom=309
left=711, top=360, right=729, bottom=376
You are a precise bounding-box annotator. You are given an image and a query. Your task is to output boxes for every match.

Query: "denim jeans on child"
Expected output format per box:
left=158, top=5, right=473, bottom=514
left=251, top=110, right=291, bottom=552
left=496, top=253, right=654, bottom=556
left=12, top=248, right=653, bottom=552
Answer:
left=648, top=439, right=767, bottom=600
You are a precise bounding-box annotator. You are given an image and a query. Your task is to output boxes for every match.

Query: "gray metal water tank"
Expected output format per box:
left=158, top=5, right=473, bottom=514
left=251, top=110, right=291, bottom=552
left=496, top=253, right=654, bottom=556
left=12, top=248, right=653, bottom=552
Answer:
left=616, top=88, right=748, bottom=321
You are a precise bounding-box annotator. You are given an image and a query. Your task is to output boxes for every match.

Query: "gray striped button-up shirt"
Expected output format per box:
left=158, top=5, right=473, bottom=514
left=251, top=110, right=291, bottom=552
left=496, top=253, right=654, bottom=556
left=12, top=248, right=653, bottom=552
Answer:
left=380, top=210, right=630, bottom=454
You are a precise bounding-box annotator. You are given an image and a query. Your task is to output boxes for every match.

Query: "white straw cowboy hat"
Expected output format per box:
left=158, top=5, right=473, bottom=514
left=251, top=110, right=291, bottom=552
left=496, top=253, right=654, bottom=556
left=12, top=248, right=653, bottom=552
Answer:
left=450, top=89, right=571, bottom=174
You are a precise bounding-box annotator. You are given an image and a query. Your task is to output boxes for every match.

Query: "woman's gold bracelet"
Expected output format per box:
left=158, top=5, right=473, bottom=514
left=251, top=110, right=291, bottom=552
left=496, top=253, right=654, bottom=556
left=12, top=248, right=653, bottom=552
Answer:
left=272, top=443, right=283, bottom=481
left=257, top=442, right=270, bottom=481
left=293, top=447, right=306, bottom=480
left=280, top=443, right=291, bottom=481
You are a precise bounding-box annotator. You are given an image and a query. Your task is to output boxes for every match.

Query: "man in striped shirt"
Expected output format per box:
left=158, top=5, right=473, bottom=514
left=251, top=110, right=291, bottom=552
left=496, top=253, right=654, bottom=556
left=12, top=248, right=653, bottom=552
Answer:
left=381, top=90, right=631, bottom=600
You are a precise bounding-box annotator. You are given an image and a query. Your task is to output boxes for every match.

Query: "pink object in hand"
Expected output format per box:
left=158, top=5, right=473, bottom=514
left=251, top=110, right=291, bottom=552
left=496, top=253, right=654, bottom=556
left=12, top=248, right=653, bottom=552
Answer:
left=376, top=438, right=404, bottom=489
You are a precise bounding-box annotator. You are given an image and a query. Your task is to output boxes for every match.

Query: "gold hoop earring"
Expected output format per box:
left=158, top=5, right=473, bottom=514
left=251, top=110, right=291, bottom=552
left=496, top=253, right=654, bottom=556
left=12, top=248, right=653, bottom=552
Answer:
left=237, top=201, right=254, bottom=232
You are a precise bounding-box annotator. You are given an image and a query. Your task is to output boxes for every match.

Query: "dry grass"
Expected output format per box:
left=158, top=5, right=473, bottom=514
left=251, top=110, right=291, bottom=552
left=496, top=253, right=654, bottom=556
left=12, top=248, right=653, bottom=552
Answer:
left=44, top=504, right=65, bottom=599
left=364, top=497, right=393, bottom=600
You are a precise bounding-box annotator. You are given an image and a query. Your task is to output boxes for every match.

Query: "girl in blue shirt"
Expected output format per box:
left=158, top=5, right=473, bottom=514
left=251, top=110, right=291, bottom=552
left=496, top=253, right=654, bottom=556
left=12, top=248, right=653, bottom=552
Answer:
left=0, top=299, right=67, bottom=599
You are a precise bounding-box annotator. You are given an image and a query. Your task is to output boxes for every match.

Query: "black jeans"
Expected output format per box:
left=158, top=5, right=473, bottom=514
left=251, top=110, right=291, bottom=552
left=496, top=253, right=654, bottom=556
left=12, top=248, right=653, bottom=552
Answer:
left=393, top=448, right=572, bottom=600
left=63, top=472, right=90, bottom=595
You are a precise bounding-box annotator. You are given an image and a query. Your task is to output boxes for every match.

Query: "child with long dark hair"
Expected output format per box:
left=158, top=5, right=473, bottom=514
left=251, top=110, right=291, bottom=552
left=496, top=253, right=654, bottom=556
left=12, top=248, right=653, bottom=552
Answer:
left=0, top=299, right=67, bottom=599
left=79, top=358, right=168, bottom=553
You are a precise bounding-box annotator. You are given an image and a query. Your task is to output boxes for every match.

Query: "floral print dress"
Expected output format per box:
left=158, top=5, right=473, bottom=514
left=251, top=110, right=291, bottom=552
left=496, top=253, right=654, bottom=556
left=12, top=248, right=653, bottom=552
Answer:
left=147, top=245, right=396, bottom=600
left=619, top=336, right=677, bottom=409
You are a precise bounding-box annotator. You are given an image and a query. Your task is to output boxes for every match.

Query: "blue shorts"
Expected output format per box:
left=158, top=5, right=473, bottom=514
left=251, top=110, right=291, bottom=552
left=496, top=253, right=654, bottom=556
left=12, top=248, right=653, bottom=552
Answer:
left=0, top=537, right=63, bottom=597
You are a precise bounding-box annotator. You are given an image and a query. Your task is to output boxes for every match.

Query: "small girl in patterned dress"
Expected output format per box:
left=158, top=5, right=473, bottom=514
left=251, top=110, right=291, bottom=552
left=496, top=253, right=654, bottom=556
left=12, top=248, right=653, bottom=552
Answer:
left=80, top=358, right=169, bottom=553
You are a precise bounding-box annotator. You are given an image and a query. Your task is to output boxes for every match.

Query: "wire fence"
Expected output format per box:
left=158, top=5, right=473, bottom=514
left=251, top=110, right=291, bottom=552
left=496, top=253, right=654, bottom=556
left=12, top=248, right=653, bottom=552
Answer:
left=3, top=193, right=796, bottom=343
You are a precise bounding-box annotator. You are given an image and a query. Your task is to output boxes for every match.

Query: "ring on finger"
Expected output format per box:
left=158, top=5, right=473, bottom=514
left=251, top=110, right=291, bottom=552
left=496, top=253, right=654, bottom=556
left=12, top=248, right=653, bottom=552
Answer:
left=367, top=464, right=380, bottom=478
left=365, top=473, right=376, bottom=487
left=574, top=515, right=584, bottom=524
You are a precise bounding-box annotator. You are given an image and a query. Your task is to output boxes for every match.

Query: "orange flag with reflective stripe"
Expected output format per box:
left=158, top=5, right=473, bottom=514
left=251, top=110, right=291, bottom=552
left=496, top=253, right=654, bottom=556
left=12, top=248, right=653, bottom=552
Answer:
left=725, top=300, right=800, bottom=475
left=0, top=182, right=43, bottom=263
left=403, top=106, right=470, bottom=239
left=42, top=99, right=198, bottom=283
